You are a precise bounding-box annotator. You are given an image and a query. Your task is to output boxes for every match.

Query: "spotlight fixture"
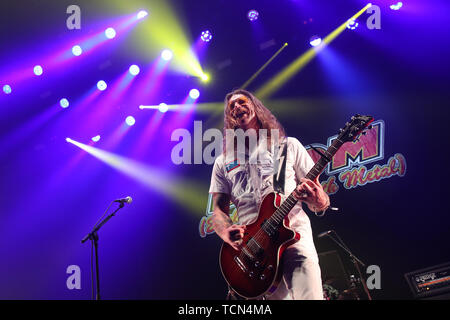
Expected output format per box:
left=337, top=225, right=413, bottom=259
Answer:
left=3, top=84, right=12, bottom=94
left=189, top=89, right=200, bottom=99
left=129, top=64, right=140, bottom=76
left=390, top=2, right=402, bottom=10
left=201, top=30, right=213, bottom=42
left=72, top=45, right=83, bottom=56
left=97, top=80, right=107, bottom=91
left=161, top=49, right=173, bottom=61
left=309, top=35, right=322, bottom=47
left=247, top=10, right=259, bottom=21
left=200, top=73, right=209, bottom=82
left=92, top=135, right=101, bottom=142
left=137, top=10, right=148, bottom=19
left=33, top=65, right=43, bottom=76
left=60, top=98, right=70, bottom=108
left=125, top=116, right=136, bottom=126
left=158, top=103, right=169, bottom=113
left=105, top=27, right=117, bottom=39
left=346, top=18, right=359, bottom=30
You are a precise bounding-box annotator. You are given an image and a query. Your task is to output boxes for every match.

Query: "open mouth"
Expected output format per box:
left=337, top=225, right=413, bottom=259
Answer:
left=234, top=108, right=248, bottom=120
left=236, top=112, right=247, bottom=119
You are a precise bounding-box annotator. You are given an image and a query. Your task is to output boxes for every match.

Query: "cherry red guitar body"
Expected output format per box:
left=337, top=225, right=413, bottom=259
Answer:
left=219, top=192, right=300, bottom=299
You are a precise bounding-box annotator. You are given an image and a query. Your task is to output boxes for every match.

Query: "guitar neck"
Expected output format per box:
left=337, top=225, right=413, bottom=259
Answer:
left=271, top=137, right=345, bottom=223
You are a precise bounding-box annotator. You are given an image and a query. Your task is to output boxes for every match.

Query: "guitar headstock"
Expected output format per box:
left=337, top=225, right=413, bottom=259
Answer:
left=338, top=114, right=374, bottom=143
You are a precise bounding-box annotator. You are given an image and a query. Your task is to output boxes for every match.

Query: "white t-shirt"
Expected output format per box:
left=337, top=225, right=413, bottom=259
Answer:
left=209, top=136, right=319, bottom=258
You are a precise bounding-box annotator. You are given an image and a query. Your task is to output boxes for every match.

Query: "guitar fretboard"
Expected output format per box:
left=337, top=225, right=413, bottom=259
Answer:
left=270, top=137, right=345, bottom=225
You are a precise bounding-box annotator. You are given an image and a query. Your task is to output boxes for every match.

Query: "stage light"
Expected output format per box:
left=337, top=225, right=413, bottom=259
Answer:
left=137, top=10, right=148, bottom=19
left=105, top=27, right=117, bottom=39
left=158, top=103, right=169, bottom=113
left=200, top=73, right=209, bottom=82
left=248, top=10, right=259, bottom=21
left=65, top=140, right=207, bottom=215
left=60, top=98, right=70, bottom=108
left=241, top=42, right=288, bottom=89
left=129, top=64, right=140, bottom=76
left=125, top=116, right=136, bottom=126
left=189, top=89, right=200, bottom=99
left=72, top=45, right=83, bottom=56
left=390, top=2, right=403, bottom=10
left=161, top=49, right=173, bottom=61
left=92, top=135, right=101, bottom=142
left=201, top=30, right=213, bottom=42
left=255, top=3, right=372, bottom=99
left=33, top=65, right=43, bottom=76
left=3, top=84, right=12, bottom=94
left=346, top=18, right=359, bottom=30
left=309, top=35, right=322, bottom=47
left=133, top=1, right=206, bottom=80
left=97, top=80, right=107, bottom=91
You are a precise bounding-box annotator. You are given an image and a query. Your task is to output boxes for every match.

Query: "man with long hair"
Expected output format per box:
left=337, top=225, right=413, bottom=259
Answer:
left=209, top=89, right=330, bottom=300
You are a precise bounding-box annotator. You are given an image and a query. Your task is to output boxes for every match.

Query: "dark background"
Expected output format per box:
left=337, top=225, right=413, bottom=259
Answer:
left=0, top=0, right=449, bottom=299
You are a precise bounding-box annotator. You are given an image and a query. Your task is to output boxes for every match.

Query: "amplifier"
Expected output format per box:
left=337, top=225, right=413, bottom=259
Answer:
left=404, top=262, right=450, bottom=299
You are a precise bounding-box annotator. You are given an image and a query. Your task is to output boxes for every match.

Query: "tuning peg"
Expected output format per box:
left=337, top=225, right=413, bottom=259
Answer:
left=339, top=128, right=343, bottom=132
left=351, top=116, right=355, bottom=120
left=362, top=131, right=367, bottom=135
left=368, top=125, right=373, bottom=130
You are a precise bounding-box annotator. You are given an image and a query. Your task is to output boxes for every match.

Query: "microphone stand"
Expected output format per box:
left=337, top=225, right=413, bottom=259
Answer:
left=81, top=202, right=125, bottom=300
left=324, top=230, right=372, bottom=300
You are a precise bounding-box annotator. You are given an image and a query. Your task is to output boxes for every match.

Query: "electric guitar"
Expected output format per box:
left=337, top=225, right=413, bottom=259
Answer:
left=219, top=114, right=374, bottom=299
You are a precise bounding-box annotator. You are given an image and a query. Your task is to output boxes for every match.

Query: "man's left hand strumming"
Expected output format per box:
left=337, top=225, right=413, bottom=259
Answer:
left=293, top=177, right=330, bottom=213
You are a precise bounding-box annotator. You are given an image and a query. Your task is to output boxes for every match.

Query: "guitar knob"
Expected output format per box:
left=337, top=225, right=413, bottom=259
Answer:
left=249, top=271, right=255, bottom=278
left=267, top=265, right=273, bottom=271
left=260, top=274, right=266, bottom=280
left=255, top=261, right=260, bottom=267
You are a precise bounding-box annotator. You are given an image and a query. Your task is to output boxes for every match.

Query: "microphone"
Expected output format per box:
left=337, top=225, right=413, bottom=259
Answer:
left=114, top=196, right=132, bottom=204
left=317, top=230, right=333, bottom=238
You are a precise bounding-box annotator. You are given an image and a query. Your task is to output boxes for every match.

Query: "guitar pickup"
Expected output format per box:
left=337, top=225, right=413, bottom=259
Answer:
left=234, top=256, right=248, bottom=273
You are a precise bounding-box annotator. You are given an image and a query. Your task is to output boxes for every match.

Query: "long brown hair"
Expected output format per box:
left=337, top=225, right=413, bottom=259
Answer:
left=223, top=89, right=286, bottom=152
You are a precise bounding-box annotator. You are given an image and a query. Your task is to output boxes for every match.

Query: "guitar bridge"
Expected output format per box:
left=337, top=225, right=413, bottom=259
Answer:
left=242, top=247, right=256, bottom=261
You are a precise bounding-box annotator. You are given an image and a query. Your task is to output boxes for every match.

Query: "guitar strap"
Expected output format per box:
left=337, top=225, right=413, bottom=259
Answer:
left=273, top=141, right=287, bottom=195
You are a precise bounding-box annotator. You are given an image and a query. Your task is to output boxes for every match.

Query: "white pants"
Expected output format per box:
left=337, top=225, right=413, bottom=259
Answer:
left=267, top=247, right=324, bottom=300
